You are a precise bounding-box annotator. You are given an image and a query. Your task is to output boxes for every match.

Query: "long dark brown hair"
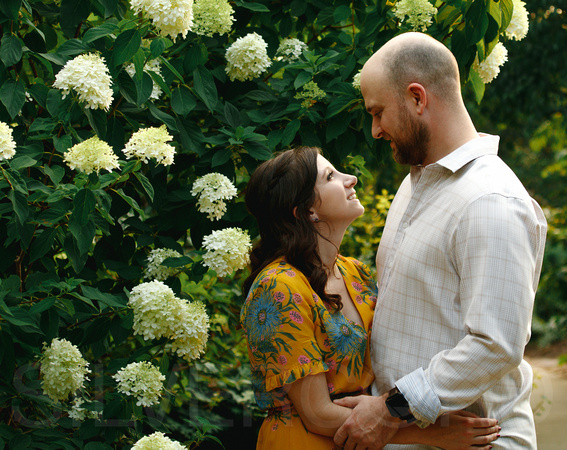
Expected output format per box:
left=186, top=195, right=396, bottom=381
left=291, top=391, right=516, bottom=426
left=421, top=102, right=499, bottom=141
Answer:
left=242, top=146, right=342, bottom=310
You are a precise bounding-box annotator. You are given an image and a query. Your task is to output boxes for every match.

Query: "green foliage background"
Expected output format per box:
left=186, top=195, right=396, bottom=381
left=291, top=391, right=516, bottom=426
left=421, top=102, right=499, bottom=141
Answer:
left=1, top=0, right=562, bottom=448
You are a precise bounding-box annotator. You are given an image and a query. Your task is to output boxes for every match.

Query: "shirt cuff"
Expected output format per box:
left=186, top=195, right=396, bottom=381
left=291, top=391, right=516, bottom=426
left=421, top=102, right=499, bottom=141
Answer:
left=396, top=367, right=441, bottom=427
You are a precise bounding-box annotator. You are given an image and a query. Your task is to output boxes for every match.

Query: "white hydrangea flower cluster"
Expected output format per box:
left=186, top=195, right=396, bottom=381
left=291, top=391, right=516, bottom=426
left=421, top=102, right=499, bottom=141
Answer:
left=0, top=121, right=16, bottom=162
left=144, top=248, right=184, bottom=280
left=201, top=227, right=252, bottom=277
left=113, top=361, right=166, bottom=407
left=39, top=338, right=90, bottom=402
left=68, top=397, right=101, bottom=421
left=53, top=53, right=113, bottom=110
left=352, top=71, right=361, bottom=91
left=170, top=301, right=209, bottom=361
left=123, top=125, right=175, bottom=166
left=130, top=0, right=193, bottom=41
left=506, top=0, right=529, bottom=41
left=392, top=0, right=438, bottom=32
left=225, top=33, right=272, bottom=82
left=275, top=38, right=308, bottom=62
left=192, top=0, right=234, bottom=37
left=132, top=432, right=186, bottom=449
left=191, top=172, right=237, bottom=221
left=64, top=136, right=120, bottom=174
left=129, top=281, right=180, bottom=340
left=294, top=81, right=327, bottom=108
left=128, top=280, right=209, bottom=361
left=125, top=59, right=164, bottom=100
left=474, top=42, right=508, bottom=84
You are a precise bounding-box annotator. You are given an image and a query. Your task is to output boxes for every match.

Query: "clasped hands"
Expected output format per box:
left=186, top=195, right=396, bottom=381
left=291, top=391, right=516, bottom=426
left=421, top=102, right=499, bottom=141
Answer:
left=333, top=394, right=500, bottom=450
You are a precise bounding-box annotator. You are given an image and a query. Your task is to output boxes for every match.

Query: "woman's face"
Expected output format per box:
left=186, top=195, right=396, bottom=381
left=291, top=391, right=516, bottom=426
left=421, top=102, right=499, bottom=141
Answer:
left=312, top=155, right=364, bottom=229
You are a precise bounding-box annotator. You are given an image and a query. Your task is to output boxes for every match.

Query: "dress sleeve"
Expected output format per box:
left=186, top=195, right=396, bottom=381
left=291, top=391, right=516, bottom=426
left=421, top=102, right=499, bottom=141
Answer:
left=241, top=270, right=327, bottom=392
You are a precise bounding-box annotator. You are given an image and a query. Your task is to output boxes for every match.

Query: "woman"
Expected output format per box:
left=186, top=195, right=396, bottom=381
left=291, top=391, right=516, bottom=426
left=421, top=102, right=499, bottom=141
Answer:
left=241, top=147, right=499, bottom=449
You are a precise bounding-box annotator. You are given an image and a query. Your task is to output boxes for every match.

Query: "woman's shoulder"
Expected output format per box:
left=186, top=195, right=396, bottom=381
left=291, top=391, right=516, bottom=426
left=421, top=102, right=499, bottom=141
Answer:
left=338, top=255, right=373, bottom=278
left=246, top=258, right=313, bottom=299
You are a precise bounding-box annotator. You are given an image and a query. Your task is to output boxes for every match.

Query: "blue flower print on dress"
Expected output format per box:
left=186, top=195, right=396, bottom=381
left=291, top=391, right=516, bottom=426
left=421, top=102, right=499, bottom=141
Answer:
left=244, top=284, right=284, bottom=352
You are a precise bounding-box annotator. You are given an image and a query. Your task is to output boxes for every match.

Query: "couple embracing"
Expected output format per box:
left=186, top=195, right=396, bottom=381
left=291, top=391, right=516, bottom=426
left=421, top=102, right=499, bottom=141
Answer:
left=240, top=33, right=546, bottom=450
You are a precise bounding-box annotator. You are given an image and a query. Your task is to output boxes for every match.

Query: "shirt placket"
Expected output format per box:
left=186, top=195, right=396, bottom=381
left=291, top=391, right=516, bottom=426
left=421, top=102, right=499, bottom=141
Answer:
left=378, top=165, right=444, bottom=300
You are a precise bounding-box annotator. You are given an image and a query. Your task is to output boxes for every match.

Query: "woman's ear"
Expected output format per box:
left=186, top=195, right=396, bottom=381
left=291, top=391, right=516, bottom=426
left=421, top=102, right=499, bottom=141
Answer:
left=309, top=212, right=319, bottom=223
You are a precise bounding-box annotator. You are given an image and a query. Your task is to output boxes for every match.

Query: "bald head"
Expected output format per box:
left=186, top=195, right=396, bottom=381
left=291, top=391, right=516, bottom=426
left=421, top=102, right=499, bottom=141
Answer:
left=362, top=32, right=461, bottom=104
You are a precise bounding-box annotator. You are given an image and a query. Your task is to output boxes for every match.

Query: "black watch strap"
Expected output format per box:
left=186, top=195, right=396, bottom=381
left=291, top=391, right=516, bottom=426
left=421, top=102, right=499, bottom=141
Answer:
left=385, top=386, right=416, bottom=423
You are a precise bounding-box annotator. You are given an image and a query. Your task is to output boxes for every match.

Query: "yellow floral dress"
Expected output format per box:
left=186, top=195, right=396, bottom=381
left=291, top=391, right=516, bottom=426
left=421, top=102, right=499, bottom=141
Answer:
left=240, top=256, right=377, bottom=449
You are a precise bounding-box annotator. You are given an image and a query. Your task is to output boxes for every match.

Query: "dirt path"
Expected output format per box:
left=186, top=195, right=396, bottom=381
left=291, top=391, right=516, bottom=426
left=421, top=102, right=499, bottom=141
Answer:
left=525, top=342, right=567, bottom=449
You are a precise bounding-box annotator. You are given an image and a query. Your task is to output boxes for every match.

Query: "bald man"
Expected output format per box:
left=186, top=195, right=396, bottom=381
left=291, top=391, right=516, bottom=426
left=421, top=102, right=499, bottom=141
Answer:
left=334, top=33, right=547, bottom=449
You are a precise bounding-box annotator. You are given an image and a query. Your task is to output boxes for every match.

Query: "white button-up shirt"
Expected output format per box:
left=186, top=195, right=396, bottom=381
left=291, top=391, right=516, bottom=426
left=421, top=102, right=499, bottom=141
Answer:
left=372, top=135, right=547, bottom=449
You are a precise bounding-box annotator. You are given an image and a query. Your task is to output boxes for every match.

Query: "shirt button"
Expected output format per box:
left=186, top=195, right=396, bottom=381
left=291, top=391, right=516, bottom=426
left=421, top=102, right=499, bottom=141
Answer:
left=402, top=221, right=409, bottom=229
left=388, top=259, right=394, bottom=268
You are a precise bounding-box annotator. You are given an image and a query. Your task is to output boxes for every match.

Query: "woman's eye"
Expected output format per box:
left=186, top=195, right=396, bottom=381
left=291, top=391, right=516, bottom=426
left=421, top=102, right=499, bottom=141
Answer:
left=327, top=171, right=334, bottom=181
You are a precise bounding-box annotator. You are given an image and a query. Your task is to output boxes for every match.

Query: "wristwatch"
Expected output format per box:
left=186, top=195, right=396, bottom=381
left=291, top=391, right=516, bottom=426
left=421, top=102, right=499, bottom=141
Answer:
left=385, top=386, right=416, bottom=423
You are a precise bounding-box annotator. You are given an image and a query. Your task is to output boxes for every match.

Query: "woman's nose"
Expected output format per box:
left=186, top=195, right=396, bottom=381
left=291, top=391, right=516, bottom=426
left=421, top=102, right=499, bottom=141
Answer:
left=345, top=174, right=357, bottom=187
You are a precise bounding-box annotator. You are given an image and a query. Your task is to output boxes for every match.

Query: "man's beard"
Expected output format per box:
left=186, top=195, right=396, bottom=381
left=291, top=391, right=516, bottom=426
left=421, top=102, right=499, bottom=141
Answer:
left=392, top=103, right=430, bottom=166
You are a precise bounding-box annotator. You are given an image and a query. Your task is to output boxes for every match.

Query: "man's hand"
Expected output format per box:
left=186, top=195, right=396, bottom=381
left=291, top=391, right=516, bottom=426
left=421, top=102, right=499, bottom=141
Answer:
left=333, top=393, right=402, bottom=450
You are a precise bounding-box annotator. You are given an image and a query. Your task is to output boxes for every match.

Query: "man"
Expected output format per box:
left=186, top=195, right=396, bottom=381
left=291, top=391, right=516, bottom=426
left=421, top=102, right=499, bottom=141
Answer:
left=334, top=32, right=547, bottom=449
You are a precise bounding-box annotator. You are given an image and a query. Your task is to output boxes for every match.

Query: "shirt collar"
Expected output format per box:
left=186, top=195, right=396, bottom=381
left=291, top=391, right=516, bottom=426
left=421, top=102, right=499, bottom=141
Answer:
left=433, top=134, right=500, bottom=173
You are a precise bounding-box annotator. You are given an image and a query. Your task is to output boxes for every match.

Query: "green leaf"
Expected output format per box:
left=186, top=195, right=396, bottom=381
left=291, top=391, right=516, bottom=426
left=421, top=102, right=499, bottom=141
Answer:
left=68, top=217, right=96, bottom=255
left=0, top=79, right=25, bottom=119
left=171, top=86, right=196, bottom=116
left=132, top=47, right=145, bottom=82
left=464, top=0, right=489, bottom=45
left=193, top=66, right=218, bottom=112
left=43, top=164, right=65, bottom=186
left=84, top=108, right=108, bottom=139
left=246, top=142, right=272, bottom=160
left=60, top=0, right=91, bottom=37
left=7, top=190, right=29, bottom=225
left=117, top=70, right=137, bottom=104
left=113, top=28, right=141, bottom=66
left=236, top=1, right=270, bottom=12
left=499, top=0, right=514, bottom=31
left=0, top=34, right=23, bottom=66
left=46, top=89, right=64, bottom=117
left=135, top=72, right=153, bottom=106
left=150, top=38, right=170, bottom=58
left=147, top=69, right=171, bottom=96
left=469, top=69, right=485, bottom=103
left=29, top=297, right=56, bottom=315
left=223, top=102, right=242, bottom=128
left=82, top=22, right=119, bottom=44
left=159, top=55, right=184, bottom=82
left=10, top=156, right=38, bottom=170
left=134, top=172, right=155, bottom=202
left=281, top=119, right=301, bottom=147
left=148, top=102, right=178, bottom=131
left=246, top=90, right=277, bottom=102
left=81, top=286, right=127, bottom=308
left=294, top=71, right=312, bottom=89
left=333, top=4, right=351, bottom=22
left=29, top=227, right=58, bottom=263
left=55, top=39, right=89, bottom=57
left=113, top=188, right=144, bottom=215
left=0, top=0, right=21, bottom=20
left=72, top=188, right=96, bottom=226
left=162, top=255, right=192, bottom=267
left=212, top=148, right=232, bottom=167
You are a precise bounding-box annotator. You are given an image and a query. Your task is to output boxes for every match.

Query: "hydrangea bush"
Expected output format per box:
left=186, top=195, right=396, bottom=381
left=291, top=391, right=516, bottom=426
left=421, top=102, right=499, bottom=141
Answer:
left=0, top=0, right=524, bottom=447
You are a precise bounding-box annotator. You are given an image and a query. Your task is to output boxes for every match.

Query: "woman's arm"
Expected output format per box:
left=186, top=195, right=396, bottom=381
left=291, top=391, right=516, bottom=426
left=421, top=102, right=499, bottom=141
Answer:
left=287, top=372, right=352, bottom=436
left=391, top=410, right=500, bottom=449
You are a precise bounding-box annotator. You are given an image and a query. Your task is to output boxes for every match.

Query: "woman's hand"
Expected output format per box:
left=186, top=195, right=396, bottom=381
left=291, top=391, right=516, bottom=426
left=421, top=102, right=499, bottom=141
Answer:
left=423, top=410, right=500, bottom=450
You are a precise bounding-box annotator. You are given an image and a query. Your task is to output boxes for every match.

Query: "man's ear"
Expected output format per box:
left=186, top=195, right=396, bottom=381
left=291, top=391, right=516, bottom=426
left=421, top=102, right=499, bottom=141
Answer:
left=407, top=83, right=426, bottom=114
